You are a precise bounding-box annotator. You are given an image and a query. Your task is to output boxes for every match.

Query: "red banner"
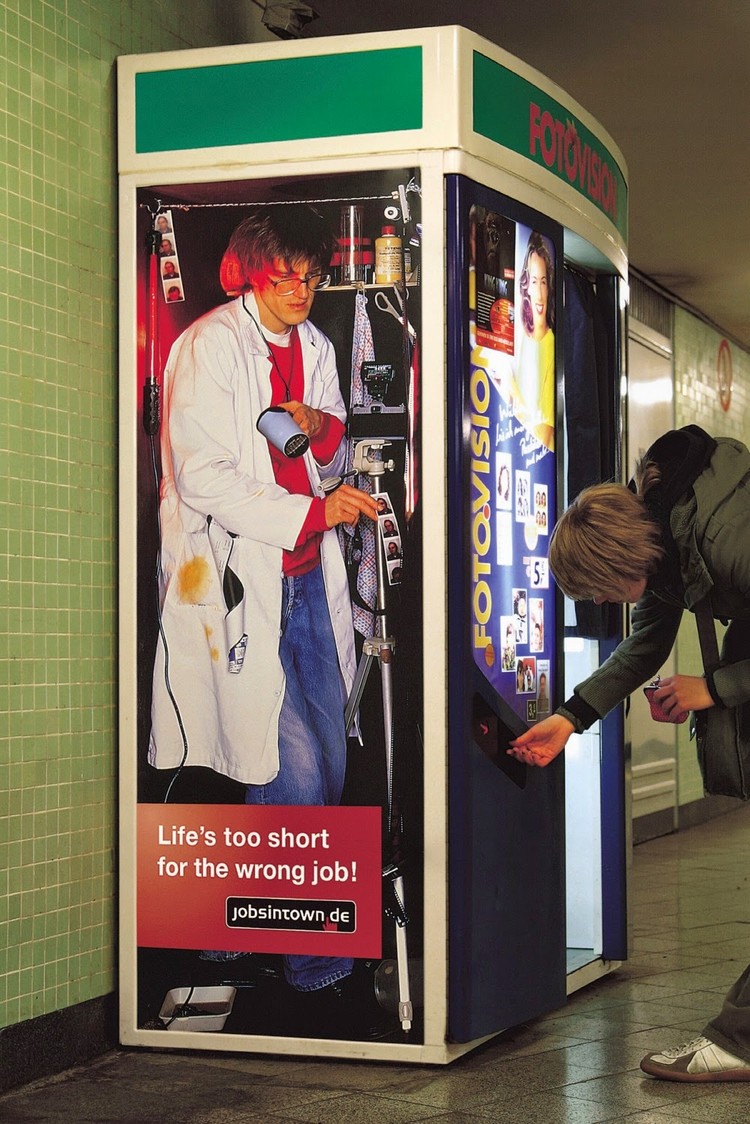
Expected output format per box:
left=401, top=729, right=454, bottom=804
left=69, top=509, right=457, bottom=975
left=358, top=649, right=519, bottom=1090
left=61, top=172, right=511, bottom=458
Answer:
left=137, top=804, right=382, bottom=957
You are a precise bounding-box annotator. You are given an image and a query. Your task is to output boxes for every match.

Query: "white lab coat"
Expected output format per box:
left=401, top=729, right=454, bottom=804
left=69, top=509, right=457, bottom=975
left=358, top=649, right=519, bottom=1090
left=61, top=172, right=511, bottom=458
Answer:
left=148, top=293, right=355, bottom=784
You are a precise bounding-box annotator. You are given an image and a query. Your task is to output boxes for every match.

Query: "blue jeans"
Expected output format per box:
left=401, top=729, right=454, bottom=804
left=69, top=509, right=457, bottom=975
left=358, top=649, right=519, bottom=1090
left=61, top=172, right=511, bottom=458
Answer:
left=245, top=566, right=354, bottom=992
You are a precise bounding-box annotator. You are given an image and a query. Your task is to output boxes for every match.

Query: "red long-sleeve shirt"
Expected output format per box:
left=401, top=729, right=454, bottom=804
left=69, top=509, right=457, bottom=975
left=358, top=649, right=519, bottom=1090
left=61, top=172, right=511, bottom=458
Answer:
left=267, top=328, right=345, bottom=575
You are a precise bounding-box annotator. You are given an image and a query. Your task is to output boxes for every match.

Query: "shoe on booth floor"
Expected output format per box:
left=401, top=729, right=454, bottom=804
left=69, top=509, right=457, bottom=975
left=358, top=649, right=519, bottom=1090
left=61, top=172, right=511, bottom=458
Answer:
left=641, top=1035, right=750, bottom=1081
left=293, top=960, right=400, bottom=1042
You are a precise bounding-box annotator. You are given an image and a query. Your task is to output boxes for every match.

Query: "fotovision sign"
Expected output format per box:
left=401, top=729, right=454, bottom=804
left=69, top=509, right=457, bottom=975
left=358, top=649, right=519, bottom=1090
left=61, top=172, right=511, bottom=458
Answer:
left=473, top=52, right=628, bottom=241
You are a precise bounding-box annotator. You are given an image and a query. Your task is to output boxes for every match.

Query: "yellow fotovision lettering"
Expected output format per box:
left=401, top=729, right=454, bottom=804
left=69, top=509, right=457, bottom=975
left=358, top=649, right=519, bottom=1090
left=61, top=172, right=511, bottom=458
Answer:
left=469, top=364, right=492, bottom=652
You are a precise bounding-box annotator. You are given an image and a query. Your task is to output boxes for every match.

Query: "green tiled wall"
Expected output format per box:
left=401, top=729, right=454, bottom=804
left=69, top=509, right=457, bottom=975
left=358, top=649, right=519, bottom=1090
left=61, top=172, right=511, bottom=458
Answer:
left=0, top=0, right=267, bottom=1032
left=673, top=309, right=750, bottom=805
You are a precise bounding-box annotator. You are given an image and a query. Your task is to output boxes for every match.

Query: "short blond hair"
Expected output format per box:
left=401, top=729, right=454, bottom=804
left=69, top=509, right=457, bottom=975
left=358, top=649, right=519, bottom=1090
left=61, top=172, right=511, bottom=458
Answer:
left=549, top=480, right=664, bottom=600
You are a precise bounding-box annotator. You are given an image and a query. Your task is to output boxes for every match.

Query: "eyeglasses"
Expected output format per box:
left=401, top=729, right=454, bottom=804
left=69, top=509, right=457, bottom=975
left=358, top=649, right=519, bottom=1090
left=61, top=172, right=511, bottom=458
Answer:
left=267, top=271, right=331, bottom=296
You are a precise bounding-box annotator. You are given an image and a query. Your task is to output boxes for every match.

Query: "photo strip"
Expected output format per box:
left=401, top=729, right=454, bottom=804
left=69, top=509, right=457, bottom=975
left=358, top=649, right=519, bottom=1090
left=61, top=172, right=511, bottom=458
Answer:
left=157, top=210, right=185, bottom=303
left=376, top=492, right=402, bottom=585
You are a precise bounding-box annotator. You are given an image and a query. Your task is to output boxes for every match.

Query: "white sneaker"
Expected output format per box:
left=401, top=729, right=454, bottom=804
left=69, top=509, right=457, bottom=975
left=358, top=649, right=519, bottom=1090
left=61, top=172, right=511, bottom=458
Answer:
left=641, top=1035, right=750, bottom=1081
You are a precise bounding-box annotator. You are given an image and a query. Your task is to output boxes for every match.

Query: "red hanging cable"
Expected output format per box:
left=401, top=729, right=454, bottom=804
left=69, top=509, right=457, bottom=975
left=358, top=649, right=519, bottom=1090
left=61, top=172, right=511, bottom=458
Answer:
left=143, top=224, right=161, bottom=436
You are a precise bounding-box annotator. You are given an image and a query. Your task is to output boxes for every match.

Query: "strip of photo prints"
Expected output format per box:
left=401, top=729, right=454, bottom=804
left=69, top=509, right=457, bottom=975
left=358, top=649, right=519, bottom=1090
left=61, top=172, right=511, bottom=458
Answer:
left=155, top=210, right=185, bottom=304
left=375, top=492, right=402, bottom=586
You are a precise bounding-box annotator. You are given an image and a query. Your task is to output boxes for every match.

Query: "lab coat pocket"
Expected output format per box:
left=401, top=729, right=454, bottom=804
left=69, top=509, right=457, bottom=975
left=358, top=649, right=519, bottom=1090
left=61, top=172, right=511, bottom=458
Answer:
left=206, top=516, right=248, bottom=673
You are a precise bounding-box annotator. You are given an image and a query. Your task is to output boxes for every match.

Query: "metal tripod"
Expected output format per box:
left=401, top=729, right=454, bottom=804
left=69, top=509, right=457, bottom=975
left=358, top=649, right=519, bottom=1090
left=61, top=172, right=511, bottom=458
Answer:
left=343, top=440, right=413, bottom=1032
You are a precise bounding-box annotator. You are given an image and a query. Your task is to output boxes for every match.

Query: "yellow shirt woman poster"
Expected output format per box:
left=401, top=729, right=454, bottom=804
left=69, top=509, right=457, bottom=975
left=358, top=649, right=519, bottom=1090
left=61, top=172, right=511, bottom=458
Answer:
left=512, top=230, right=555, bottom=451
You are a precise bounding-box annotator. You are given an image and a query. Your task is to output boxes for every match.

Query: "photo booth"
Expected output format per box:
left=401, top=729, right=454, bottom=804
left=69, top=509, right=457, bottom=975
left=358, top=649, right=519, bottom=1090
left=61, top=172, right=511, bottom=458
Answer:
left=118, top=25, right=629, bottom=1064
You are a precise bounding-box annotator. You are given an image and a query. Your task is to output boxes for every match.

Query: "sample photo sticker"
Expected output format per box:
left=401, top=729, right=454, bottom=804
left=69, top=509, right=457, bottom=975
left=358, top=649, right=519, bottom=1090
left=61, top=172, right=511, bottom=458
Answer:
left=537, top=659, right=551, bottom=714
left=500, top=616, right=516, bottom=671
left=496, top=452, right=512, bottom=510
left=515, top=470, right=531, bottom=521
left=534, top=483, right=549, bottom=535
left=529, top=598, right=544, bottom=652
left=495, top=511, right=513, bottom=566
left=516, top=656, right=536, bottom=695
left=513, top=588, right=527, bottom=644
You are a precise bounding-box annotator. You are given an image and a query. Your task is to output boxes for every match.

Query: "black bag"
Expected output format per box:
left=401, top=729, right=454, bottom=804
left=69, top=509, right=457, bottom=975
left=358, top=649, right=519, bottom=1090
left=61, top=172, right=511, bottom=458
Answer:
left=692, top=600, right=750, bottom=800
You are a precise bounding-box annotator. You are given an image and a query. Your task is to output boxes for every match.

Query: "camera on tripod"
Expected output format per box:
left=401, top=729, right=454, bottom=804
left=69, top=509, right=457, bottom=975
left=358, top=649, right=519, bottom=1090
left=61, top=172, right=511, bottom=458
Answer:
left=349, top=362, right=407, bottom=441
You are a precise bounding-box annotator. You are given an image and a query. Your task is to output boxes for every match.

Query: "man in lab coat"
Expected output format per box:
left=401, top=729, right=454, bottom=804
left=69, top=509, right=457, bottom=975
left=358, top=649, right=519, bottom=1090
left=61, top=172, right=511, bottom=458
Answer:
left=150, top=205, right=380, bottom=1031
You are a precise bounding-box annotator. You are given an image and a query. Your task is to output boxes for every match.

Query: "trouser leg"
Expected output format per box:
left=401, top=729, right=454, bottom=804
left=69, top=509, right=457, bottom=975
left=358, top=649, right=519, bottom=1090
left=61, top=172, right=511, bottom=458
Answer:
left=704, top=962, right=750, bottom=1062
left=245, top=568, right=353, bottom=991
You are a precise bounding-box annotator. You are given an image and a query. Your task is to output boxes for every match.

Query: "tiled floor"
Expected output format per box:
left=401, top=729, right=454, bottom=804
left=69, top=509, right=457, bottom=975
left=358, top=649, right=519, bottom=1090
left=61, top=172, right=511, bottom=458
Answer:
left=3, top=803, right=750, bottom=1123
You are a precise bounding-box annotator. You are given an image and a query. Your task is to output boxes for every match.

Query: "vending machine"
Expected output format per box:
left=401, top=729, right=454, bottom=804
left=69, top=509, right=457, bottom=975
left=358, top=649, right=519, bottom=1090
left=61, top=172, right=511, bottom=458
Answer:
left=118, top=25, right=629, bottom=1063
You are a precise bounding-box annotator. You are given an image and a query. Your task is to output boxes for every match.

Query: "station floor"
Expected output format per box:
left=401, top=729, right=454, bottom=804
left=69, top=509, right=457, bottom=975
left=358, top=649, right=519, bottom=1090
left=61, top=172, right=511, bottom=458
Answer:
left=2, top=802, right=750, bottom=1123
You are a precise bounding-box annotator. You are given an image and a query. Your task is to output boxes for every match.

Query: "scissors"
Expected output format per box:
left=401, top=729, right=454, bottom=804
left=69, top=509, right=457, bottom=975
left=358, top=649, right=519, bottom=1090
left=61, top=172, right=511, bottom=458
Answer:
left=374, top=287, right=416, bottom=341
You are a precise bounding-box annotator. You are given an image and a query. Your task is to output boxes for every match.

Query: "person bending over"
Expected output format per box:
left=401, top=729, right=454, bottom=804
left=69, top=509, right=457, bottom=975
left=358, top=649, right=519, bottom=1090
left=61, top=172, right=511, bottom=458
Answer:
left=509, top=424, right=750, bottom=1082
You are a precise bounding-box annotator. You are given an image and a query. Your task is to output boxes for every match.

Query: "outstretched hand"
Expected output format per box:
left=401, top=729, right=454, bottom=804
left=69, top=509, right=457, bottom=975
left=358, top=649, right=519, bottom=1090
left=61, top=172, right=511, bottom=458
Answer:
left=507, top=714, right=574, bottom=768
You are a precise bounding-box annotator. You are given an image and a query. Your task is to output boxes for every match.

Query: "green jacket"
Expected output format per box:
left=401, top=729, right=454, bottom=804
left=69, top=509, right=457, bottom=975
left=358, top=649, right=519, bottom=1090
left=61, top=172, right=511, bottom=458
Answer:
left=561, top=436, right=750, bottom=729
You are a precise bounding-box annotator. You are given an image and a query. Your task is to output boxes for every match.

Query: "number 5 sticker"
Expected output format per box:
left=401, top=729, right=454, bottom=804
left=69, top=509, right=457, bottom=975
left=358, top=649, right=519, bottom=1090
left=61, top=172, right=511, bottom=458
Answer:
left=528, top=557, right=549, bottom=588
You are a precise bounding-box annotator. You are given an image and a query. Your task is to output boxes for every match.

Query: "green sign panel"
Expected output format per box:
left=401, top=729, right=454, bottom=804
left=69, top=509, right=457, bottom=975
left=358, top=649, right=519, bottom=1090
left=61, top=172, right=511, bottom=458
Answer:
left=135, top=47, right=423, bottom=153
left=473, top=52, right=627, bottom=240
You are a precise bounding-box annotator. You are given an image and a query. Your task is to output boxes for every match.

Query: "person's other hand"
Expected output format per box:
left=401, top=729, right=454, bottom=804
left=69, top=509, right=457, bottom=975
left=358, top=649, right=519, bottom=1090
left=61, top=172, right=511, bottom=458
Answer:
left=507, top=714, right=574, bottom=767
left=655, top=674, right=714, bottom=716
left=324, top=483, right=379, bottom=528
left=278, top=399, right=323, bottom=438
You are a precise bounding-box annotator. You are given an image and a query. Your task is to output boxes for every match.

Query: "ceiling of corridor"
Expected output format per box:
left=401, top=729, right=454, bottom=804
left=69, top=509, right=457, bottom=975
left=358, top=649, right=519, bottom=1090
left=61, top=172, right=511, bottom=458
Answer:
left=295, top=0, right=750, bottom=349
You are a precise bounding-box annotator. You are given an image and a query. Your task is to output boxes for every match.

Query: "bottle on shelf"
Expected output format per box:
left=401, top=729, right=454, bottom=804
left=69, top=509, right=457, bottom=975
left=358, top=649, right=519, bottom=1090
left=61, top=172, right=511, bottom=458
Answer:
left=374, top=224, right=403, bottom=285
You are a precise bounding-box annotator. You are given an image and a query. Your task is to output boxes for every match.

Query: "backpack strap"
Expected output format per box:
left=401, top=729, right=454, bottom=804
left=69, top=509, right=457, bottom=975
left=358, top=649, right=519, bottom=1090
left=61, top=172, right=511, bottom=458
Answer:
left=694, top=596, right=721, bottom=673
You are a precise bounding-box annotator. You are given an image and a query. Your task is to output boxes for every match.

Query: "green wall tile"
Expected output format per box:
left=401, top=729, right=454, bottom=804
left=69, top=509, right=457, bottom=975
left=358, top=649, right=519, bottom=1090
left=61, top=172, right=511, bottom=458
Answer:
left=0, top=0, right=259, bottom=1033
